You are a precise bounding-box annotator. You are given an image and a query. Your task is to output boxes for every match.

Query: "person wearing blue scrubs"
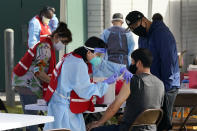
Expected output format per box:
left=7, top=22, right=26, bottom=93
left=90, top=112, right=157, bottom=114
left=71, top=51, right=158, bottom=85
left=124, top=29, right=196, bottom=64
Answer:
left=28, top=6, right=57, bottom=48
left=94, top=13, right=134, bottom=96
left=101, top=13, right=135, bottom=66
left=48, top=14, right=58, bottom=32
left=125, top=11, right=180, bottom=131
left=48, top=8, right=59, bottom=32
left=44, top=37, right=120, bottom=131
left=92, top=59, right=126, bottom=78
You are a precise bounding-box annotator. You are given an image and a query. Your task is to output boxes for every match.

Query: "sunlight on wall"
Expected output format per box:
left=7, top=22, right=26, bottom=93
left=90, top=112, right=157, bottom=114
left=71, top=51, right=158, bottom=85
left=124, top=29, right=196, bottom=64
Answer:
left=110, top=0, right=132, bottom=28
left=152, top=0, right=169, bottom=24
left=104, top=0, right=181, bottom=50
left=110, top=0, right=149, bottom=49
left=131, top=0, right=149, bottom=49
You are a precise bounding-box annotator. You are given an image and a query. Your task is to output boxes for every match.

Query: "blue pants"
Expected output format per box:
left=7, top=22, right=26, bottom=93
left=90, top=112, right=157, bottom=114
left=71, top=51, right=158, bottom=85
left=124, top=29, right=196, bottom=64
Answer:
left=19, top=93, right=38, bottom=131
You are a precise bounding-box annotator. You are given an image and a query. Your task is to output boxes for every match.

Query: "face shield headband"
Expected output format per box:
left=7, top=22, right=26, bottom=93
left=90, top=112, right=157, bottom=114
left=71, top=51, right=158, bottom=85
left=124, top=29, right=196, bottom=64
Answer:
left=83, top=45, right=106, bottom=54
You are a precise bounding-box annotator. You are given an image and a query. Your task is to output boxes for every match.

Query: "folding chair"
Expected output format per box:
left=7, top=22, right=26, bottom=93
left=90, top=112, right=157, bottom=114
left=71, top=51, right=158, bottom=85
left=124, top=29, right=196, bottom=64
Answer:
left=173, top=105, right=197, bottom=130
left=0, top=98, right=8, bottom=113
left=173, top=92, right=197, bottom=130
left=129, top=109, right=163, bottom=131
left=47, top=128, right=71, bottom=131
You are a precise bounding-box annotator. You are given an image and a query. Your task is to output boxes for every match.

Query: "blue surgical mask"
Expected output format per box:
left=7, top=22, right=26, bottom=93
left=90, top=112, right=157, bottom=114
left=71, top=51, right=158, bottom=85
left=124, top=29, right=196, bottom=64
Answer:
left=90, top=57, right=101, bottom=67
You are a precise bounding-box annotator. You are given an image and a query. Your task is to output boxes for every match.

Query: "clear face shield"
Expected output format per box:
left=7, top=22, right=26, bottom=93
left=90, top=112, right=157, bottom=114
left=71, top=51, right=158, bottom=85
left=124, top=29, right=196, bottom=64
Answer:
left=83, top=45, right=107, bottom=57
left=83, top=45, right=107, bottom=67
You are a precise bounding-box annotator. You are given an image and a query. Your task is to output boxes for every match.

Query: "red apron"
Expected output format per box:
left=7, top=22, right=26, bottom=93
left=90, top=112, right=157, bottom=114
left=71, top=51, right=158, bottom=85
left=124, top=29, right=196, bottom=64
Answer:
left=13, top=37, right=56, bottom=97
left=35, top=16, right=51, bottom=41
left=44, top=53, right=95, bottom=113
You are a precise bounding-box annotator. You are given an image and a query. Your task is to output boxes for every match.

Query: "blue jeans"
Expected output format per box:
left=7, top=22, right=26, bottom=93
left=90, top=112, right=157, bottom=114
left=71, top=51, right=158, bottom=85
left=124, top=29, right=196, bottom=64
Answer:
left=19, top=93, right=38, bottom=131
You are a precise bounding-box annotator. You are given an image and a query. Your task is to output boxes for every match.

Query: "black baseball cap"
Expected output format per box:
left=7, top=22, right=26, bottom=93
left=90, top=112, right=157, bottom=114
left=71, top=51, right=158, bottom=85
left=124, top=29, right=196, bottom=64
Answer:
left=125, top=11, right=144, bottom=30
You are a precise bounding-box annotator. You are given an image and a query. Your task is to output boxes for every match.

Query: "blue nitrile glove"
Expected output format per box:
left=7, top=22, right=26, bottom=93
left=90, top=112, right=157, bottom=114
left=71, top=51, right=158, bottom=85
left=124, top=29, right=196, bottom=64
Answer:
left=103, top=73, right=118, bottom=84
left=120, top=67, right=133, bottom=83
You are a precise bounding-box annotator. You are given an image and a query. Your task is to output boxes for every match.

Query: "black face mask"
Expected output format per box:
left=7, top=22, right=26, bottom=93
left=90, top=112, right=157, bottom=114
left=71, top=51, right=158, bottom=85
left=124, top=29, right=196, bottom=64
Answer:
left=133, top=25, right=147, bottom=37
left=129, top=64, right=138, bottom=74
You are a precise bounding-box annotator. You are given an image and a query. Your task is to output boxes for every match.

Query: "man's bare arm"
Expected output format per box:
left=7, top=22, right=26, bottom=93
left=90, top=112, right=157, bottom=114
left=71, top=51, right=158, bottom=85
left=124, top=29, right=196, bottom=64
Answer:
left=87, top=81, right=131, bottom=131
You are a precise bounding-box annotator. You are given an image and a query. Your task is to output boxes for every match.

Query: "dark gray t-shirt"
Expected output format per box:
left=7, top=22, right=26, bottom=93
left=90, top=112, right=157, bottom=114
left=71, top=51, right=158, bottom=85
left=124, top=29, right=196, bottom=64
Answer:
left=119, top=73, right=164, bottom=131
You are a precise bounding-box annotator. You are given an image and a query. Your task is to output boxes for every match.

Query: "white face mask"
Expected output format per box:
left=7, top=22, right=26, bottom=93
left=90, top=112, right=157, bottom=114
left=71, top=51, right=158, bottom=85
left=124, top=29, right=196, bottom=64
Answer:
left=53, top=41, right=65, bottom=51
left=42, top=16, right=50, bottom=25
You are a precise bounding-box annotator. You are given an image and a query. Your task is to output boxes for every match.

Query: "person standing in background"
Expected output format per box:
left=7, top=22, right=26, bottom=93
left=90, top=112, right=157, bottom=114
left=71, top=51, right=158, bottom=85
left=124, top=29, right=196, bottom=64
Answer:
left=125, top=11, right=180, bottom=131
left=49, top=7, right=59, bottom=32
left=28, top=6, right=54, bottom=48
left=96, top=13, right=135, bottom=97
left=12, top=22, right=72, bottom=131
left=152, top=13, right=163, bottom=21
left=43, top=37, right=119, bottom=131
left=101, top=13, right=135, bottom=66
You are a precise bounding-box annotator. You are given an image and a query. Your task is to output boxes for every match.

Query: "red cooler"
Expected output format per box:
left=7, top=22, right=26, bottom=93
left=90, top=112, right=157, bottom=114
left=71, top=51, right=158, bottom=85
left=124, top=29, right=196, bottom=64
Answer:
left=189, top=71, right=197, bottom=88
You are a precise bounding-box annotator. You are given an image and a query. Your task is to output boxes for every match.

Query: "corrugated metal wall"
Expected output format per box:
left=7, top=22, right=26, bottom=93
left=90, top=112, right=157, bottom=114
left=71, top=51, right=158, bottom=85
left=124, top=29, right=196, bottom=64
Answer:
left=182, top=0, right=197, bottom=71
left=0, top=0, right=60, bottom=92
left=86, top=0, right=197, bottom=73
left=87, top=0, right=104, bottom=38
left=87, top=0, right=132, bottom=38
left=110, top=0, right=132, bottom=28
left=152, top=0, right=181, bottom=52
left=66, top=0, right=87, bottom=52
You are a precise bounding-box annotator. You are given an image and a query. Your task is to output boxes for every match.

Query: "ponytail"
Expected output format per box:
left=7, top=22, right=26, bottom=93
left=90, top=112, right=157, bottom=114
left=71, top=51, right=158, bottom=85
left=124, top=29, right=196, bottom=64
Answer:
left=52, top=22, right=72, bottom=43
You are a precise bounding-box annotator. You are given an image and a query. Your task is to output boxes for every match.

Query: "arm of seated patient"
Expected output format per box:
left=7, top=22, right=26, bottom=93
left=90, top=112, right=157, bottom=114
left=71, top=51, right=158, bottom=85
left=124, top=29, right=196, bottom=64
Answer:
left=87, top=81, right=130, bottom=131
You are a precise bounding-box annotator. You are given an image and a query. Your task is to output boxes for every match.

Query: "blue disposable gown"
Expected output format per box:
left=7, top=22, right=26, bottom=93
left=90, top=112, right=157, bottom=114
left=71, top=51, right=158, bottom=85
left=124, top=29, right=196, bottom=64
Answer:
left=101, top=25, right=135, bottom=65
left=28, top=16, right=41, bottom=48
left=93, top=59, right=126, bottom=78
left=44, top=54, right=108, bottom=131
left=48, top=14, right=59, bottom=32
left=28, top=15, right=58, bottom=48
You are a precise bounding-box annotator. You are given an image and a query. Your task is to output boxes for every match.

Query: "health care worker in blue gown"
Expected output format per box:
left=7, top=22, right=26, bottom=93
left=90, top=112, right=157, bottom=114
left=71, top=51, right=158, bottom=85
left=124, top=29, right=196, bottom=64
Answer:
left=28, top=6, right=59, bottom=48
left=48, top=7, right=59, bottom=32
left=43, top=37, right=132, bottom=131
left=95, top=13, right=135, bottom=95
left=100, top=13, right=135, bottom=67
left=125, top=11, right=180, bottom=131
left=96, top=13, right=135, bottom=79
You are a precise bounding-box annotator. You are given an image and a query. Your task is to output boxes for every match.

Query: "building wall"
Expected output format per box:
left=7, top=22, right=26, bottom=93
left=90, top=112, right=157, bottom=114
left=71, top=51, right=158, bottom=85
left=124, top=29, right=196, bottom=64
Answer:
left=152, top=0, right=197, bottom=71
left=0, top=0, right=60, bottom=92
left=152, top=0, right=181, bottom=52
left=87, top=0, right=197, bottom=72
left=87, top=0, right=104, bottom=38
left=130, top=0, right=149, bottom=49
left=110, top=0, right=132, bottom=28
left=87, top=0, right=133, bottom=45
left=66, top=0, right=87, bottom=52
left=181, top=0, right=197, bottom=71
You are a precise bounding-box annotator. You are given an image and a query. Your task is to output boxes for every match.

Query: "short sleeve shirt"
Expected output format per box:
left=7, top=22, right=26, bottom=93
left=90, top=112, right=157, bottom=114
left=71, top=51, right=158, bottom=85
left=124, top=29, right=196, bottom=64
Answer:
left=120, top=73, right=164, bottom=131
